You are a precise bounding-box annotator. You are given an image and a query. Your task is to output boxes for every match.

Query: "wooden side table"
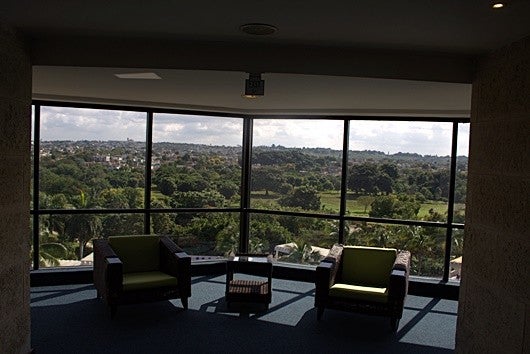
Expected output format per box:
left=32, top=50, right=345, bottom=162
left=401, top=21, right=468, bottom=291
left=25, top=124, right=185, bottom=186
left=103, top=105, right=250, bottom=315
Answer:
left=225, top=254, right=273, bottom=307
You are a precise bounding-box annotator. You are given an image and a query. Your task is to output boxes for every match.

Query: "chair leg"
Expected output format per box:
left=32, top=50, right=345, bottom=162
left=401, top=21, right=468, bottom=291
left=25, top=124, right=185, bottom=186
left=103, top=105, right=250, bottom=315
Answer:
left=317, top=307, right=324, bottom=321
left=181, top=297, right=188, bottom=310
left=110, top=305, right=117, bottom=319
left=390, top=317, right=399, bottom=332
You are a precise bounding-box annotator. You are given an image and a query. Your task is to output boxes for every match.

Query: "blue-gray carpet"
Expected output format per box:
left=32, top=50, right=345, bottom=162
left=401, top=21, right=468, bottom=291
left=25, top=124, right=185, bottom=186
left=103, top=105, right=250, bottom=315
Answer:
left=31, top=275, right=457, bottom=353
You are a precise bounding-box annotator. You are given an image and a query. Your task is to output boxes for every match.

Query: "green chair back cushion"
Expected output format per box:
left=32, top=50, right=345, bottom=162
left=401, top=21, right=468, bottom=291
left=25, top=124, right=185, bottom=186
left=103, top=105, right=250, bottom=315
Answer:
left=341, top=246, right=396, bottom=288
left=108, top=235, right=160, bottom=273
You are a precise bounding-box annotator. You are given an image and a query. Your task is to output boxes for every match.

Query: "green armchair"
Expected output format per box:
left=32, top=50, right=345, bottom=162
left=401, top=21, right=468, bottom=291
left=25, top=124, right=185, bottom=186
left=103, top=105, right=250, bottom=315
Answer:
left=315, top=245, right=410, bottom=331
left=94, top=235, right=191, bottom=317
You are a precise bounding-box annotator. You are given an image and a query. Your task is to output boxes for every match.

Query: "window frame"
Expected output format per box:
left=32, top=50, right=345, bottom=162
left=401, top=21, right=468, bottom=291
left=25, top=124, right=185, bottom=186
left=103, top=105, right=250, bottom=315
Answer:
left=31, top=100, right=468, bottom=283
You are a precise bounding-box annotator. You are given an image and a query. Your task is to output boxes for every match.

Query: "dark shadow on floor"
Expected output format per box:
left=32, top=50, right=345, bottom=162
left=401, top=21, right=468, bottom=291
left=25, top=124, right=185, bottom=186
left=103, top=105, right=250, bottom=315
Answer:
left=31, top=283, right=456, bottom=354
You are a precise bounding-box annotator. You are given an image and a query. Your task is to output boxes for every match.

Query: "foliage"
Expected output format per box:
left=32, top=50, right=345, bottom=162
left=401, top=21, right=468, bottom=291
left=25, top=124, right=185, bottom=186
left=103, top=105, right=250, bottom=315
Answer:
left=278, top=186, right=321, bottom=210
left=35, top=139, right=466, bottom=274
left=369, top=194, right=421, bottom=219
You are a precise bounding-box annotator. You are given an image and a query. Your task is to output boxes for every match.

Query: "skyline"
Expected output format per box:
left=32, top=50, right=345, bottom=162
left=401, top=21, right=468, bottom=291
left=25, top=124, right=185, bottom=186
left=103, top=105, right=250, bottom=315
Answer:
left=36, top=106, right=469, bottom=157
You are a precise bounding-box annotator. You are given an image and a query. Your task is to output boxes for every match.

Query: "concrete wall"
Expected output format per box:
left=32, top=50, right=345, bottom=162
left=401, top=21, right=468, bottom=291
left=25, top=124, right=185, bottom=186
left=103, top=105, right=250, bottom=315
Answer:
left=456, top=36, right=530, bottom=353
left=0, top=25, right=32, bottom=353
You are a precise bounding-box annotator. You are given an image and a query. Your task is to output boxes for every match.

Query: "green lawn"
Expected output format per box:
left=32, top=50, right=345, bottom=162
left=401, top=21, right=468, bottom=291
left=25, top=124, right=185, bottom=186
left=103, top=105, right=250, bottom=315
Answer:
left=252, top=190, right=460, bottom=219
left=154, top=188, right=463, bottom=220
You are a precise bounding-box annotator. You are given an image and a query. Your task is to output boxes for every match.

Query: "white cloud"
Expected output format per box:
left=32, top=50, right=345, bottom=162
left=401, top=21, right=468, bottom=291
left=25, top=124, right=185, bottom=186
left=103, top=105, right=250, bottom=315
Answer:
left=253, top=119, right=344, bottom=150
left=40, top=107, right=146, bottom=141
left=37, top=107, right=468, bottom=156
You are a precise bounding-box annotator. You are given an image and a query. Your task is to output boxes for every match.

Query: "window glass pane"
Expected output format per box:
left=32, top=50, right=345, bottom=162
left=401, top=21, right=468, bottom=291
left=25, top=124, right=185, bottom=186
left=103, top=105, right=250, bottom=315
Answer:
left=152, top=113, right=243, bottom=209
left=449, top=228, right=464, bottom=283
left=30, top=215, right=34, bottom=270
left=100, top=213, right=145, bottom=237
left=158, top=212, right=239, bottom=258
left=454, top=123, right=469, bottom=222
left=39, top=214, right=124, bottom=268
left=345, top=221, right=446, bottom=278
left=251, top=119, right=343, bottom=214
left=39, top=107, right=146, bottom=209
left=31, top=106, right=35, bottom=208
left=249, top=213, right=339, bottom=265
left=347, top=121, right=452, bottom=222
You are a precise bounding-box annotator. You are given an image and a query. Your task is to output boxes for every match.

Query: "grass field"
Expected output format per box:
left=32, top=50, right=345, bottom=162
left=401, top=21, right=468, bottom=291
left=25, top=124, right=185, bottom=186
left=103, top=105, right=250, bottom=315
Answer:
left=153, top=188, right=463, bottom=219
left=251, top=190, right=461, bottom=219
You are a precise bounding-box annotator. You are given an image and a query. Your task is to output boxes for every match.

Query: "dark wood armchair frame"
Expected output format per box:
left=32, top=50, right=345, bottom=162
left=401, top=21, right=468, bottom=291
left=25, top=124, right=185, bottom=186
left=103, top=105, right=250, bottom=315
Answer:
left=93, top=235, right=191, bottom=317
left=315, top=246, right=410, bottom=331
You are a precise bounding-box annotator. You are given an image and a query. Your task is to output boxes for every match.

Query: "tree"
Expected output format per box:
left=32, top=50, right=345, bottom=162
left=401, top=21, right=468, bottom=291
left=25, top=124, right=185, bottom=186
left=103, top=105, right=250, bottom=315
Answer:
left=173, top=190, right=226, bottom=208
left=217, top=180, right=239, bottom=200
left=150, top=200, right=177, bottom=235
left=248, top=216, right=292, bottom=253
left=380, top=163, right=399, bottom=179
left=64, top=190, right=103, bottom=259
left=99, top=189, right=129, bottom=209
left=33, top=226, right=70, bottom=267
left=357, top=195, right=375, bottom=213
left=278, top=186, right=321, bottom=210
left=65, top=214, right=102, bottom=259
left=158, top=177, right=177, bottom=196
left=348, top=163, right=378, bottom=194
left=369, top=194, right=420, bottom=219
left=376, top=173, right=393, bottom=195
left=369, top=195, right=396, bottom=218
left=252, top=167, right=283, bottom=195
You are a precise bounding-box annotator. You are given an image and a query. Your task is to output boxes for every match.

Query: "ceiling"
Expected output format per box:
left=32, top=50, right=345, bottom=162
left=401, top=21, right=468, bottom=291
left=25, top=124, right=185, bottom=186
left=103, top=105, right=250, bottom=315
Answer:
left=3, top=1, right=530, bottom=115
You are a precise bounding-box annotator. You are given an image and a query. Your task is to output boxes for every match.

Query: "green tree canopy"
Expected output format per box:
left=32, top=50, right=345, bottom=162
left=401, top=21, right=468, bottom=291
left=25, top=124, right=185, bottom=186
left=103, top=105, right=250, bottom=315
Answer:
left=278, top=186, right=321, bottom=210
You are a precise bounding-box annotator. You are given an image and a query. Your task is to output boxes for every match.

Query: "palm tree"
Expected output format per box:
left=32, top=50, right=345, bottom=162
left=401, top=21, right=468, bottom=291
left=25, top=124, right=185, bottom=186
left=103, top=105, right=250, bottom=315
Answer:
left=65, top=190, right=102, bottom=259
left=32, top=227, right=69, bottom=267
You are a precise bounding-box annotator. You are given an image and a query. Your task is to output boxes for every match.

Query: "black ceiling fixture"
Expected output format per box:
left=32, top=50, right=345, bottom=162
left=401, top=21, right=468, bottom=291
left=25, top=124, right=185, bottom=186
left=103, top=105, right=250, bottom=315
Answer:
left=243, top=73, right=265, bottom=99
left=240, top=23, right=278, bottom=36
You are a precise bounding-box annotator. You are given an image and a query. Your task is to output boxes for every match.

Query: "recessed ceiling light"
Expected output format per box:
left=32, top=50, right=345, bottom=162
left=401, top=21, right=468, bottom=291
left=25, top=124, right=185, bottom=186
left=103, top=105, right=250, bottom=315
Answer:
left=114, top=72, right=161, bottom=80
left=492, top=3, right=505, bottom=9
left=240, top=23, right=278, bottom=36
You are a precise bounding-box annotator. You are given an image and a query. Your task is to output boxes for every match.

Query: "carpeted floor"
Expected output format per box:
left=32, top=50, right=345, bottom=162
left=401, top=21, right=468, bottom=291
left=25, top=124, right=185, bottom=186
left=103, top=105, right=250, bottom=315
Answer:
left=31, top=275, right=457, bottom=353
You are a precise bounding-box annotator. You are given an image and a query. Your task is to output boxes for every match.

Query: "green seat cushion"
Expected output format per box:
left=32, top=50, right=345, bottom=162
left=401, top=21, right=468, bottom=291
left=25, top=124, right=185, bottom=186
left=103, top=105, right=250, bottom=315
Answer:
left=329, top=283, right=388, bottom=303
left=109, top=235, right=160, bottom=273
left=122, top=271, right=178, bottom=291
left=341, top=246, right=397, bottom=288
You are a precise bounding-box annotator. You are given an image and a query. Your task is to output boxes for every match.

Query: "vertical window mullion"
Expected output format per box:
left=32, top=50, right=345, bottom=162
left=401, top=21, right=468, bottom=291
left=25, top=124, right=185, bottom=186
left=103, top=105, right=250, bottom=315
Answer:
left=144, top=111, right=153, bottom=234
left=32, top=104, right=41, bottom=270
left=338, top=119, right=350, bottom=244
left=443, top=122, right=459, bottom=282
left=239, top=117, right=253, bottom=253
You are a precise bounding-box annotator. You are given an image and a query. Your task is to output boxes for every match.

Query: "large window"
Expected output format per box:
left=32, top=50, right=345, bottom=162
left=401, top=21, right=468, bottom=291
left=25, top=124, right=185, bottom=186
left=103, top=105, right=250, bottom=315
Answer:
left=347, top=121, right=452, bottom=219
left=152, top=113, right=243, bottom=209
left=251, top=119, right=343, bottom=214
left=31, top=102, right=467, bottom=282
left=34, top=106, right=147, bottom=268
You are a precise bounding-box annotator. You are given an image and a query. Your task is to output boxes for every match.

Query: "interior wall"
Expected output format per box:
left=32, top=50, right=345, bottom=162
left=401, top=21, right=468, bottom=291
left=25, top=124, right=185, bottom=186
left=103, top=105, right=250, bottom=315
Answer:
left=456, top=36, right=530, bottom=353
left=0, top=25, right=32, bottom=352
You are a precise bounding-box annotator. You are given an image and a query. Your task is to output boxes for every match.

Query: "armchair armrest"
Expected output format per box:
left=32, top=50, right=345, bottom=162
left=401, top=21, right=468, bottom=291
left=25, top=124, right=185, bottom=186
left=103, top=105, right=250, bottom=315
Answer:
left=93, top=238, right=123, bottom=300
left=159, top=236, right=191, bottom=298
left=93, top=239, right=118, bottom=289
left=389, top=251, right=411, bottom=300
left=393, top=251, right=411, bottom=273
left=106, top=257, right=123, bottom=297
left=315, top=244, right=343, bottom=307
left=315, top=261, right=334, bottom=307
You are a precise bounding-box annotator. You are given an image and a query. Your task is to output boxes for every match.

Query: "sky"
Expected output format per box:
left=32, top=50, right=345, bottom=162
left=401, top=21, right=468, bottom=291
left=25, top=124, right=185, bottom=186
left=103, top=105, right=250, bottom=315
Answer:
left=37, top=106, right=469, bottom=156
